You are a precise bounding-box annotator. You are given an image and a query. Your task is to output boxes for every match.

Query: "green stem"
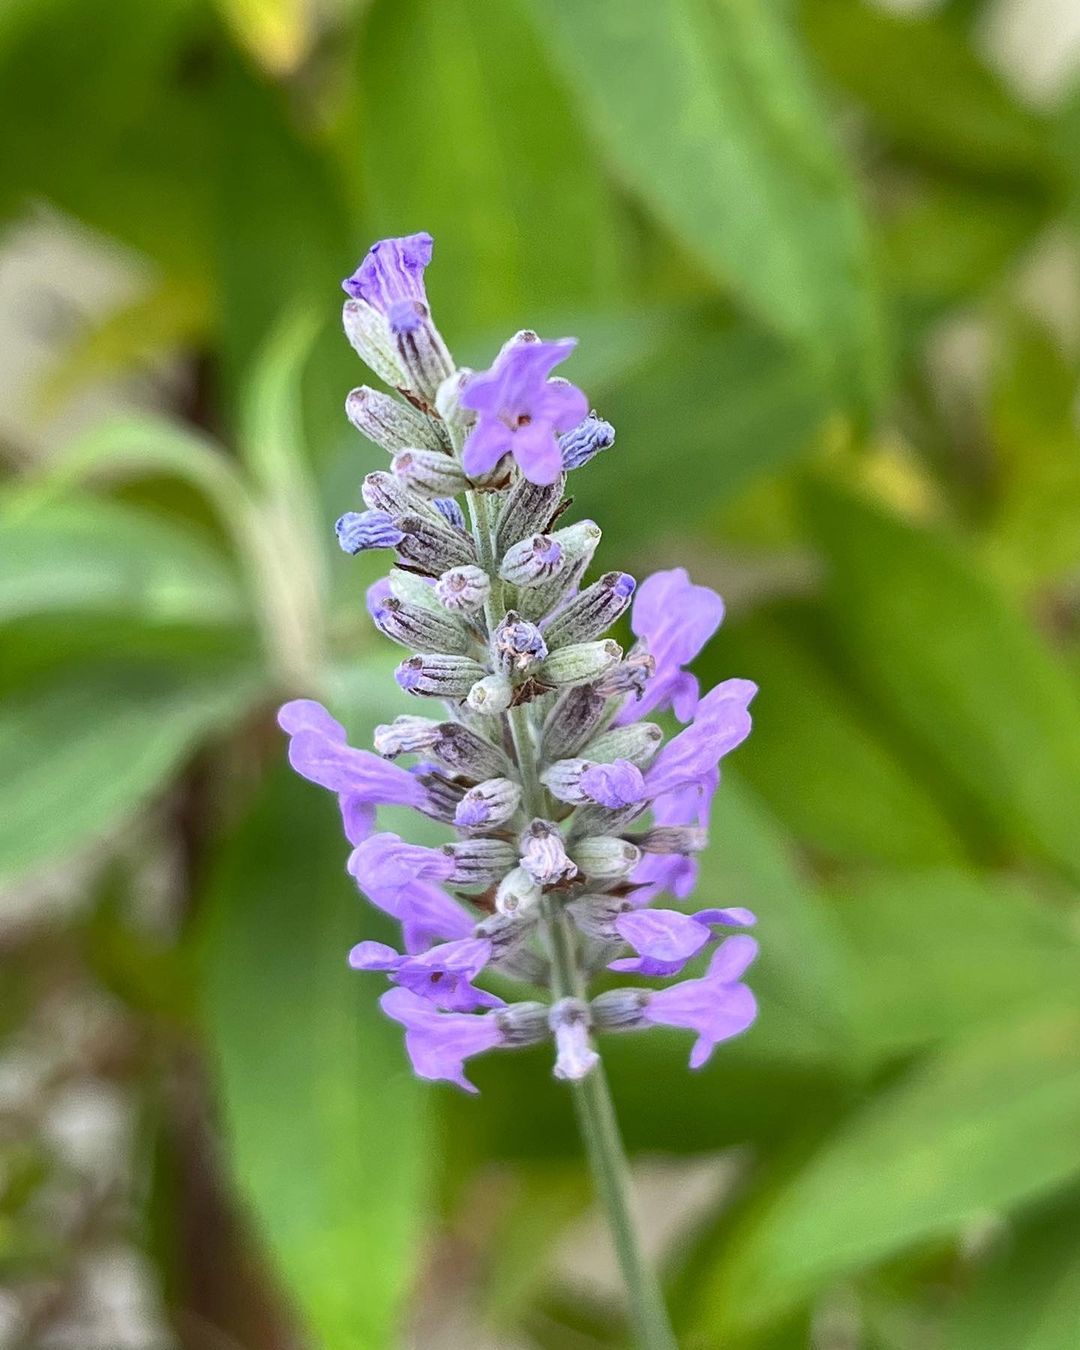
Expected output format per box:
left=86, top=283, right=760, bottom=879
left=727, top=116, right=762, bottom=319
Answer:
left=466, top=491, right=678, bottom=1350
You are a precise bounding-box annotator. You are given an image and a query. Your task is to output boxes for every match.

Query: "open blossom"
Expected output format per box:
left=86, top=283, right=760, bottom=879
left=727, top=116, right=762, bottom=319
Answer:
left=349, top=937, right=500, bottom=1011
left=281, top=232, right=759, bottom=1092
left=460, top=334, right=588, bottom=485
left=616, top=568, right=726, bottom=724
left=642, top=937, right=759, bottom=1068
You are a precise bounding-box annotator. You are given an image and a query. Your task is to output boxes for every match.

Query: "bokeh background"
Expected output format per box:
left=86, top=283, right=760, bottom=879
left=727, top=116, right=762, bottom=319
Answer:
left=3, top=0, right=1080, bottom=1346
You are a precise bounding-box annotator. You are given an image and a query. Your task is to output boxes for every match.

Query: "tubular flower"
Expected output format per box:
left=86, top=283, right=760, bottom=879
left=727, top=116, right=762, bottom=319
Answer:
left=281, top=234, right=759, bottom=1090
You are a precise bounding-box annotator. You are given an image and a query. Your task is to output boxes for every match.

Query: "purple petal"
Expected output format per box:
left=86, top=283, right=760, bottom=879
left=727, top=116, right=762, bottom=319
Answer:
left=277, top=699, right=346, bottom=741
left=511, top=418, right=564, bottom=486
left=462, top=416, right=513, bottom=477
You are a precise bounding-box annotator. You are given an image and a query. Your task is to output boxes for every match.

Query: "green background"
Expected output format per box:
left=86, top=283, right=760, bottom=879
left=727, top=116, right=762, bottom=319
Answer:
left=3, top=0, right=1080, bottom=1345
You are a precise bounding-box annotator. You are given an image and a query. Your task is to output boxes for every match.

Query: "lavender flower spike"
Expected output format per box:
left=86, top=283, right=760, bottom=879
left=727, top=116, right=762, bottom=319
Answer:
left=282, top=232, right=761, bottom=1101
left=460, top=333, right=588, bottom=486
left=282, top=230, right=762, bottom=1344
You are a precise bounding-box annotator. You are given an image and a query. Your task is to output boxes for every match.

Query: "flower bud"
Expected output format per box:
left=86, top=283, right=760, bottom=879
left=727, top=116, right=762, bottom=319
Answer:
left=538, top=639, right=622, bottom=689
left=541, top=572, right=635, bottom=648
left=493, top=612, right=548, bottom=676
left=549, top=998, right=598, bottom=1081
left=373, top=715, right=441, bottom=758
left=519, top=820, right=578, bottom=885
left=467, top=673, right=514, bottom=715
left=395, top=654, right=488, bottom=698
left=495, top=473, right=567, bottom=553
left=454, top=778, right=522, bottom=830
left=495, top=865, right=543, bottom=916
left=517, top=521, right=603, bottom=620
left=594, top=651, right=656, bottom=700
left=342, top=301, right=403, bottom=388
left=495, top=1000, right=551, bottom=1046
left=475, top=909, right=537, bottom=958
left=559, top=413, right=615, bottom=471
left=540, top=685, right=610, bottom=762
left=630, top=826, right=708, bottom=854
left=571, top=835, right=641, bottom=881
left=500, top=534, right=565, bottom=588
left=413, top=766, right=467, bottom=821
left=443, top=838, right=519, bottom=885
left=435, top=368, right=473, bottom=431
left=361, top=470, right=431, bottom=520
left=391, top=448, right=469, bottom=499
left=389, top=300, right=454, bottom=405
left=590, top=988, right=650, bottom=1031
left=435, top=498, right=466, bottom=530
left=431, top=723, right=511, bottom=781
left=335, top=510, right=404, bottom=555
left=388, top=569, right=443, bottom=613
left=396, top=514, right=477, bottom=574
left=435, top=565, right=491, bottom=614
left=541, top=758, right=646, bottom=810
left=582, top=721, right=663, bottom=768
left=369, top=595, right=472, bottom=653
left=346, top=386, right=446, bottom=453
left=566, top=894, right=627, bottom=941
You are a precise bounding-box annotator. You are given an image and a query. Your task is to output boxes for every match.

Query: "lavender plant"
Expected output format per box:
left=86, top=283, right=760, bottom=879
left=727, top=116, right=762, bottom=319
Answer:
left=278, top=233, right=758, bottom=1348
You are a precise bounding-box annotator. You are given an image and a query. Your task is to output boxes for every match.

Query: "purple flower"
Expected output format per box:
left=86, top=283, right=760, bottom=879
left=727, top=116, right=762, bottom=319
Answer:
left=609, top=906, right=757, bottom=978
left=335, top=510, right=405, bottom=555
left=579, top=759, right=647, bottom=810
left=347, top=833, right=471, bottom=951
left=380, top=987, right=505, bottom=1092
left=278, top=699, right=428, bottom=844
left=616, top=569, right=725, bottom=725
left=342, top=232, right=433, bottom=332
left=349, top=936, right=501, bottom=1011
left=642, top=936, right=758, bottom=1067
left=643, top=679, right=757, bottom=799
left=460, top=334, right=588, bottom=486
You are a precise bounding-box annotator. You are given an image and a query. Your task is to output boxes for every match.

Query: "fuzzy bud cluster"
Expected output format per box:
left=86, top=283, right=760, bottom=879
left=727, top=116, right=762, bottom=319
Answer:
left=279, top=233, right=759, bottom=1092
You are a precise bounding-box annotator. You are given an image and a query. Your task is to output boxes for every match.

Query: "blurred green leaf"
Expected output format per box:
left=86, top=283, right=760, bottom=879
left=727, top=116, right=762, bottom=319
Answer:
left=703, top=774, right=858, bottom=1060
left=985, top=313, right=1080, bottom=588
left=527, top=0, right=885, bottom=407
left=237, top=309, right=330, bottom=688
left=716, top=603, right=967, bottom=866
left=800, top=0, right=1056, bottom=188
left=804, top=476, right=1080, bottom=884
left=208, top=40, right=354, bottom=389
left=571, top=319, right=831, bottom=550
left=948, top=1197, right=1080, bottom=1349
left=0, top=0, right=215, bottom=274
left=882, top=180, right=1047, bottom=312
left=356, top=0, right=626, bottom=329
left=0, top=663, right=258, bottom=888
left=199, top=762, right=429, bottom=1350
left=836, top=869, right=1080, bottom=1058
left=0, top=492, right=244, bottom=627
left=692, top=1005, right=1080, bottom=1339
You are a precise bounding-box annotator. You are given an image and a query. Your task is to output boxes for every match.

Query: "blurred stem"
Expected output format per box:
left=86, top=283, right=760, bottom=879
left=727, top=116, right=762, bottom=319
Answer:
left=466, top=490, right=677, bottom=1350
